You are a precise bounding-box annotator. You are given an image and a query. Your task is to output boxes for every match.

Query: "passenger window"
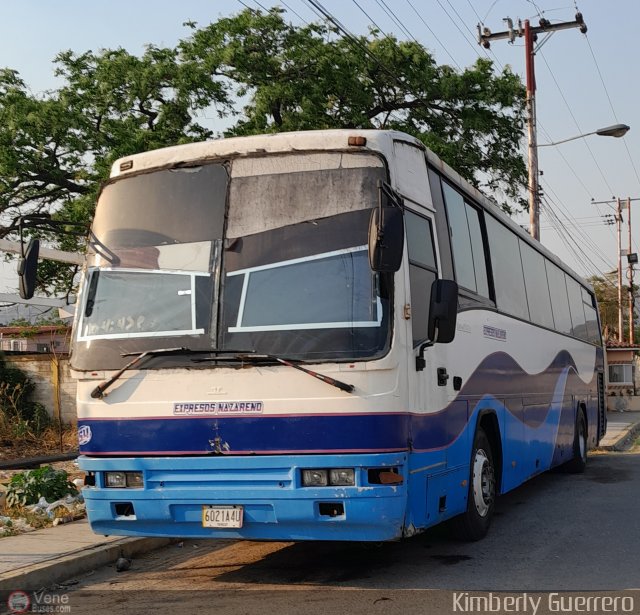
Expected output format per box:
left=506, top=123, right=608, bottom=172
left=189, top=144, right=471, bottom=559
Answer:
left=520, top=241, right=554, bottom=329
left=405, top=210, right=438, bottom=347
left=442, top=182, right=489, bottom=298
left=546, top=262, right=572, bottom=334
left=582, top=288, right=600, bottom=345
left=566, top=277, right=586, bottom=339
left=485, top=217, right=529, bottom=320
left=466, top=206, right=490, bottom=298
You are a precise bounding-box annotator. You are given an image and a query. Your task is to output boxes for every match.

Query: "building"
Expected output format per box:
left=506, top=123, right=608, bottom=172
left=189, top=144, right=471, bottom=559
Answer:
left=0, top=325, right=71, bottom=354
left=605, top=339, right=640, bottom=411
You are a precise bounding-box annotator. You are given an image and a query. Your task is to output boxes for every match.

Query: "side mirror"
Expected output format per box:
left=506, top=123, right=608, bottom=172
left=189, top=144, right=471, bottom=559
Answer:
left=368, top=206, right=404, bottom=272
left=416, top=279, right=459, bottom=371
left=17, top=239, right=40, bottom=300
left=428, top=279, right=459, bottom=343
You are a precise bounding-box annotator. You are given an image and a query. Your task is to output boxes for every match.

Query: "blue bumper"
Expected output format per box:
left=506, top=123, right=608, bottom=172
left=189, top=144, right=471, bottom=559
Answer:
left=78, top=452, right=408, bottom=542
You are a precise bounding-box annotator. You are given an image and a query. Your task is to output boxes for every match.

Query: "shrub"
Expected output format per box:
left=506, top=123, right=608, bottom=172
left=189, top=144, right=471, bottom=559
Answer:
left=0, top=356, right=51, bottom=437
left=6, top=466, right=78, bottom=508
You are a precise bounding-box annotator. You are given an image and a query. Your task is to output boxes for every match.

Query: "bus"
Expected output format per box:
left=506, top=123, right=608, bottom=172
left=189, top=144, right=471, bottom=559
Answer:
left=53, top=130, right=606, bottom=542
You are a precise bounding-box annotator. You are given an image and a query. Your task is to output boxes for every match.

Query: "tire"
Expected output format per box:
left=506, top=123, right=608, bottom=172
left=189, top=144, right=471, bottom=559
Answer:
left=564, top=409, right=587, bottom=474
left=453, top=426, right=496, bottom=541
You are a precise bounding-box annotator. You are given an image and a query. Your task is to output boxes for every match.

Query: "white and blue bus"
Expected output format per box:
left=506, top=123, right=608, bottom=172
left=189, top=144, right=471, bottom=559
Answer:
left=62, top=130, right=605, bottom=541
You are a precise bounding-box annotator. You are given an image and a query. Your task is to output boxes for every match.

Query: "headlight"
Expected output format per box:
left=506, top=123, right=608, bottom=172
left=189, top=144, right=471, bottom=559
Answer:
left=125, top=472, right=144, bottom=488
left=329, top=468, right=355, bottom=486
left=104, top=471, right=143, bottom=488
left=301, top=468, right=355, bottom=487
left=301, top=469, right=328, bottom=487
left=105, top=472, right=126, bottom=488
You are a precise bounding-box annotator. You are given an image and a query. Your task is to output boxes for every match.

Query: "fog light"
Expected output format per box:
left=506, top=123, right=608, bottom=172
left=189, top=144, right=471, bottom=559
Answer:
left=105, top=472, right=126, bottom=488
left=302, top=469, right=328, bottom=486
left=329, top=468, right=355, bottom=486
left=125, top=472, right=143, bottom=488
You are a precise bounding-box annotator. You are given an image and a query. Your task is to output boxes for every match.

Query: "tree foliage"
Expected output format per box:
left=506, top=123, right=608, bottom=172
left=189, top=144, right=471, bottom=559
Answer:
left=589, top=273, right=638, bottom=342
left=0, top=8, right=527, bottom=290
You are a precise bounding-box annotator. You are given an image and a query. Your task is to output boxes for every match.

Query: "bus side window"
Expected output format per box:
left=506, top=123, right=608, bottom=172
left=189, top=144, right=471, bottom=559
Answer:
left=520, top=240, right=555, bottom=329
left=566, top=276, right=587, bottom=339
left=441, top=182, right=489, bottom=298
left=427, top=169, right=454, bottom=280
left=582, top=288, right=601, bottom=345
left=546, top=261, right=572, bottom=335
left=405, top=210, right=437, bottom=347
left=485, top=216, right=529, bottom=320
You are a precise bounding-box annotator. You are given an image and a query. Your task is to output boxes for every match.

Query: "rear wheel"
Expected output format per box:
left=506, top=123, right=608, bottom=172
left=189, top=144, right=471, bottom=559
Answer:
left=564, top=409, right=587, bottom=474
left=453, top=427, right=496, bottom=541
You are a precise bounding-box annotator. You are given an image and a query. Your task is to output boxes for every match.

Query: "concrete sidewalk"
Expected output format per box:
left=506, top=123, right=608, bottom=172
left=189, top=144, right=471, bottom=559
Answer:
left=598, top=410, right=640, bottom=450
left=0, top=518, right=170, bottom=593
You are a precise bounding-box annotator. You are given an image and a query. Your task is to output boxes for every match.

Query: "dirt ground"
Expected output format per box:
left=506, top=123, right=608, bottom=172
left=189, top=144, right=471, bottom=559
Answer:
left=0, top=425, right=77, bottom=462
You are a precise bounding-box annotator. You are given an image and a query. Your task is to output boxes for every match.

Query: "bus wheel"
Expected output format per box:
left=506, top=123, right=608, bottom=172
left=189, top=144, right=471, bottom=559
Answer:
left=453, top=427, right=496, bottom=541
left=564, top=409, right=587, bottom=474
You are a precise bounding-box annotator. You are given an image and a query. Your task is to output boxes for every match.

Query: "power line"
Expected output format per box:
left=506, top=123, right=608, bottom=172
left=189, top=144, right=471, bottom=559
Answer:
left=541, top=180, right=612, bottom=269
left=538, top=50, right=615, bottom=197
left=374, top=0, right=416, bottom=42
left=434, top=0, right=485, bottom=59
left=351, top=0, right=386, bottom=35
left=583, top=33, right=640, bottom=190
left=539, top=198, right=614, bottom=281
left=302, top=0, right=415, bottom=127
left=279, top=0, right=307, bottom=23
left=403, top=0, right=461, bottom=69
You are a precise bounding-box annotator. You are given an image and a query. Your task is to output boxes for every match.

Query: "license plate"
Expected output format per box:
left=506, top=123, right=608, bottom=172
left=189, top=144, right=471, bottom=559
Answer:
left=202, top=505, right=244, bottom=528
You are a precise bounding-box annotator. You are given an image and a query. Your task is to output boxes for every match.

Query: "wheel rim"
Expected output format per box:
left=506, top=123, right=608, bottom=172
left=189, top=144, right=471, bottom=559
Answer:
left=578, top=421, right=586, bottom=460
left=472, top=448, right=494, bottom=517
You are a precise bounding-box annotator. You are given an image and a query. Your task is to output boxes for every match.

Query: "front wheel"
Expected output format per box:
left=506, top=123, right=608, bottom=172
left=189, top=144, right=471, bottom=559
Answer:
left=452, top=427, right=496, bottom=541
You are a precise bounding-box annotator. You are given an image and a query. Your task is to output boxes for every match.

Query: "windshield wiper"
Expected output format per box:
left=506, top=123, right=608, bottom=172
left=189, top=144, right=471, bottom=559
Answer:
left=193, top=353, right=355, bottom=394
left=91, top=347, right=354, bottom=399
left=91, top=347, right=257, bottom=399
left=90, top=347, right=194, bottom=399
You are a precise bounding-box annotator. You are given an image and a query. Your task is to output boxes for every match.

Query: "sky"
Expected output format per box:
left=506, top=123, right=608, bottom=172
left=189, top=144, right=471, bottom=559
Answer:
left=1, top=0, right=639, bottom=308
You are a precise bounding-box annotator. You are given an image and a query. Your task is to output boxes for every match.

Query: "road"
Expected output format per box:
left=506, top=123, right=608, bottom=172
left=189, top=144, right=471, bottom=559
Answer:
left=61, top=450, right=640, bottom=614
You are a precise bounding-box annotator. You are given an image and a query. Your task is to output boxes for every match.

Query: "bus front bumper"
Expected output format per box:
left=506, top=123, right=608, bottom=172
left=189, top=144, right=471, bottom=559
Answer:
left=78, top=452, right=408, bottom=542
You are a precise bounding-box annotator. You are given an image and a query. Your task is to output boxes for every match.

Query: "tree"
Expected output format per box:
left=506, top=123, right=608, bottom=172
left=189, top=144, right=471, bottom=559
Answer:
left=589, top=273, right=639, bottom=342
left=183, top=9, right=526, bottom=209
left=0, top=8, right=528, bottom=291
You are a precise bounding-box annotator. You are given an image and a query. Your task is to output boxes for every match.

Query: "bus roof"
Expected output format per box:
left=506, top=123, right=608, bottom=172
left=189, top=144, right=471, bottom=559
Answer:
left=109, top=129, right=413, bottom=179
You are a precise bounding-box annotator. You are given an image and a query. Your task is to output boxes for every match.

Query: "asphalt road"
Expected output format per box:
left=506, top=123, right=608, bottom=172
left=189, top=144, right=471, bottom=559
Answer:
left=61, top=450, right=640, bottom=614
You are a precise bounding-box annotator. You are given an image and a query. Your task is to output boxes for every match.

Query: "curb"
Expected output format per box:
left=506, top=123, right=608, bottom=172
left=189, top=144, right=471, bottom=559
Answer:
left=0, top=536, right=172, bottom=595
left=597, top=420, right=640, bottom=452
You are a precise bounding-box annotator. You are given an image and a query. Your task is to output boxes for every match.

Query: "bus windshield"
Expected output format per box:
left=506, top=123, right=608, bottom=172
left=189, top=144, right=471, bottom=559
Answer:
left=72, top=154, right=390, bottom=369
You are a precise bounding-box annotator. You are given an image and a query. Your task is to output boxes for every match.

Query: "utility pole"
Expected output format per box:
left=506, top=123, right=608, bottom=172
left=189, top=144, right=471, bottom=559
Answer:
left=478, top=13, right=587, bottom=241
left=617, top=198, right=624, bottom=342
left=594, top=197, right=640, bottom=343
left=627, top=197, right=637, bottom=344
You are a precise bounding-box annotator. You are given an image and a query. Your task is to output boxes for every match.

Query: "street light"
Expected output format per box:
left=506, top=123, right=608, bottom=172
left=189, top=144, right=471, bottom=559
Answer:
left=530, top=123, right=630, bottom=240
left=537, top=123, right=630, bottom=147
